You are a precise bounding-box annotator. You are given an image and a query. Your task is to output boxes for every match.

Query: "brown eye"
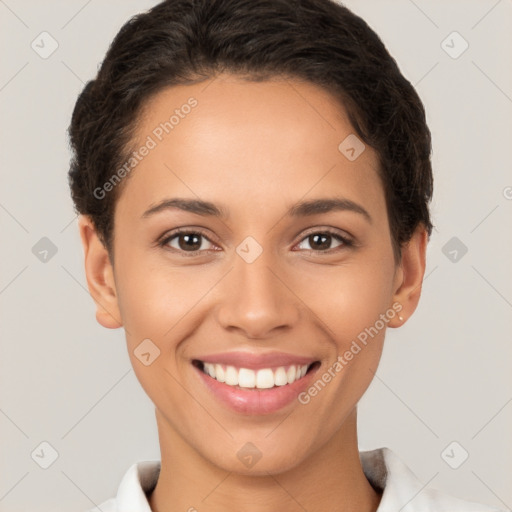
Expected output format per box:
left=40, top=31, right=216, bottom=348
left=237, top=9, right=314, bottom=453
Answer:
left=160, top=230, right=216, bottom=254
left=295, top=230, right=352, bottom=252
left=175, top=233, right=203, bottom=251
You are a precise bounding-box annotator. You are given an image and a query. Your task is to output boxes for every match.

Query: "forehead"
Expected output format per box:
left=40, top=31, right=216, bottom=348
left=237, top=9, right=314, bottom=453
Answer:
left=117, top=74, right=385, bottom=222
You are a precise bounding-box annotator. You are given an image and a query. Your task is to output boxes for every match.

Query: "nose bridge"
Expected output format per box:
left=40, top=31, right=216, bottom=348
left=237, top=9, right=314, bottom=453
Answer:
left=216, top=239, right=299, bottom=338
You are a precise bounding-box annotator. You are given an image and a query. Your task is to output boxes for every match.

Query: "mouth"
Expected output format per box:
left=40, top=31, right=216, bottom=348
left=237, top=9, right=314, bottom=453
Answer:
left=192, top=359, right=321, bottom=391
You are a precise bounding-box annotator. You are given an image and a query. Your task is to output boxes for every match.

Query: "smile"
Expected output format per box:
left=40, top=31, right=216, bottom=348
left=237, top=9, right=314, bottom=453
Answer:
left=191, top=351, right=321, bottom=414
left=193, top=360, right=314, bottom=389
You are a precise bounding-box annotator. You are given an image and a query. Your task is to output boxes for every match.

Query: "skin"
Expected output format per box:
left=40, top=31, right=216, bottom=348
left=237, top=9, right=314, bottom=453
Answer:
left=78, top=74, right=427, bottom=512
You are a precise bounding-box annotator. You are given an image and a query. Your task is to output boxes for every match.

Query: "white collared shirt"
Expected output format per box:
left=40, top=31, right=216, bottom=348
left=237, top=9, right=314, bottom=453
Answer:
left=87, top=447, right=503, bottom=512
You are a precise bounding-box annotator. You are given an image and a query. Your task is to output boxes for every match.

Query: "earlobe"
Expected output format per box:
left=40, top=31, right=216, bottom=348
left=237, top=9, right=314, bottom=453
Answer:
left=389, top=226, right=428, bottom=328
left=78, top=215, right=123, bottom=329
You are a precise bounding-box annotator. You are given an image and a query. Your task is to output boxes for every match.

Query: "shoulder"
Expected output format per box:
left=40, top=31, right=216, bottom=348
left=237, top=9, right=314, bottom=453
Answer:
left=360, top=447, right=504, bottom=512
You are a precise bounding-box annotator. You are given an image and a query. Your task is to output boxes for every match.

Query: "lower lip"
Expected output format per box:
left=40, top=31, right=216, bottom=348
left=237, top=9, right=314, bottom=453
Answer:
left=193, top=363, right=319, bottom=415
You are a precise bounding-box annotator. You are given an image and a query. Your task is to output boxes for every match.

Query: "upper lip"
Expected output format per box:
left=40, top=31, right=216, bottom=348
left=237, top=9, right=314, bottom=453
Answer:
left=193, top=351, right=318, bottom=370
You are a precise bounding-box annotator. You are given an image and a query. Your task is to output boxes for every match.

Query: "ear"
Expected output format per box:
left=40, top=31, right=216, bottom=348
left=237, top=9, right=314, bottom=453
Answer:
left=388, top=225, right=428, bottom=328
left=78, top=215, right=123, bottom=329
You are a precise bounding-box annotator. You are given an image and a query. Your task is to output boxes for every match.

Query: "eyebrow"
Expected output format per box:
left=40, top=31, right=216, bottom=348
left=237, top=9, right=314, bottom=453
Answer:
left=141, top=197, right=372, bottom=223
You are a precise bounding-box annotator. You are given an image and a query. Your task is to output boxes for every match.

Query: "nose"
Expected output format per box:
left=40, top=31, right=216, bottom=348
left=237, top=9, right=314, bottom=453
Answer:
left=216, top=249, right=300, bottom=340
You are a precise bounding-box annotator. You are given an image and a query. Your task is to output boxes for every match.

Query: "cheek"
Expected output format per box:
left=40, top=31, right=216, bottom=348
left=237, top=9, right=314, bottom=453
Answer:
left=295, top=258, right=396, bottom=343
left=114, top=259, right=205, bottom=406
left=295, top=263, right=394, bottom=428
left=114, top=251, right=212, bottom=339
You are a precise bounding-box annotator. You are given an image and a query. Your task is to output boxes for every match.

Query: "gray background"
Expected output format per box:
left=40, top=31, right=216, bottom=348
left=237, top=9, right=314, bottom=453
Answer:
left=1, top=0, right=511, bottom=510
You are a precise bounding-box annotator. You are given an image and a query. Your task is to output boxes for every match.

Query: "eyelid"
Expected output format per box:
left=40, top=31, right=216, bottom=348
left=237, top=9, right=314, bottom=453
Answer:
left=296, top=226, right=354, bottom=243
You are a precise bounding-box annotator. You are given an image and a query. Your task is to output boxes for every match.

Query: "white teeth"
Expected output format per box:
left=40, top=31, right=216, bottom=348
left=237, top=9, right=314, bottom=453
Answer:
left=274, top=367, right=288, bottom=386
left=238, top=368, right=256, bottom=388
left=286, top=365, right=296, bottom=384
left=225, top=365, right=238, bottom=386
left=204, top=362, right=215, bottom=378
left=215, top=364, right=225, bottom=383
left=256, top=368, right=274, bottom=389
left=201, top=362, right=310, bottom=389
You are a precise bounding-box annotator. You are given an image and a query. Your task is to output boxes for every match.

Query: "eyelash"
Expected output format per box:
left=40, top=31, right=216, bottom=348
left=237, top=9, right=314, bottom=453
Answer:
left=158, top=227, right=354, bottom=257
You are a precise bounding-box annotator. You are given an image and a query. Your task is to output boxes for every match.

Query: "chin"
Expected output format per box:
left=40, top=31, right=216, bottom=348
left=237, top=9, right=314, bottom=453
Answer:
left=206, top=445, right=307, bottom=477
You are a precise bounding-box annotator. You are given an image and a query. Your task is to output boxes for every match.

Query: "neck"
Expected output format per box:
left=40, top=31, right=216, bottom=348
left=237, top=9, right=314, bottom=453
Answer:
left=149, top=408, right=381, bottom=512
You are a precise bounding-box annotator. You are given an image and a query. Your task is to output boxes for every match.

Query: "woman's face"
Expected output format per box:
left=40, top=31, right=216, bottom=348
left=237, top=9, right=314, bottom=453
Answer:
left=82, top=74, right=423, bottom=474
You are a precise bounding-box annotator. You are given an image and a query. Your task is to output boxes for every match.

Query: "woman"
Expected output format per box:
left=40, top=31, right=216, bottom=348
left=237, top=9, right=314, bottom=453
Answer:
left=67, top=0, right=502, bottom=510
